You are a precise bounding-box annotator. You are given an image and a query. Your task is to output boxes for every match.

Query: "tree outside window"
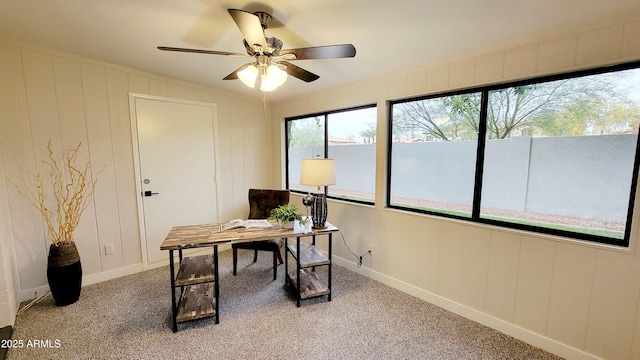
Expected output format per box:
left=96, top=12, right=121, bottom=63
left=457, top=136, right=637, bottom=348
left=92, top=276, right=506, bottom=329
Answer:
left=389, top=65, right=640, bottom=246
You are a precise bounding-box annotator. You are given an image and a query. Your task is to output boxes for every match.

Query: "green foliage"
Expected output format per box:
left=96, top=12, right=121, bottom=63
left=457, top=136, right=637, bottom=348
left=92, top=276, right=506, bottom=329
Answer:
left=269, top=204, right=305, bottom=223
left=534, top=97, right=640, bottom=136
left=288, top=117, right=323, bottom=147
left=359, top=127, right=377, bottom=143
left=394, top=69, right=640, bottom=141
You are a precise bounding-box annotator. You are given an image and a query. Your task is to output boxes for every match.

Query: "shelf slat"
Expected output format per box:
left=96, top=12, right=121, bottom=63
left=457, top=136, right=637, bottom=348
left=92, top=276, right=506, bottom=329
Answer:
left=287, top=268, right=330, bottom=300
left=287, top=243, right=330, bottom=267
left=175, top=255, right=215, bottom=286
left=176, top=283, right=216, bottom=323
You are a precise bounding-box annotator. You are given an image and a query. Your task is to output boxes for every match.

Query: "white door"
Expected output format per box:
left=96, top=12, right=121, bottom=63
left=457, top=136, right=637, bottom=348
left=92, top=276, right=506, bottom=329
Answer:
left=132, top=95, right=219, bottom=265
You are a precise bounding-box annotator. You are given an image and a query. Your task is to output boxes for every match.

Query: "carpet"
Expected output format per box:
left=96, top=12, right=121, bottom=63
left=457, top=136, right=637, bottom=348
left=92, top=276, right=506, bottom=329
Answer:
left=7, top=249, right=562, bottom=359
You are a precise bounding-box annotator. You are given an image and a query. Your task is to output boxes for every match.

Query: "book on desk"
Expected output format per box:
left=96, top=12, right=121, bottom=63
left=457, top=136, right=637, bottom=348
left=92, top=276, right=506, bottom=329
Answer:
left=219, top=218, right=273, bottom=231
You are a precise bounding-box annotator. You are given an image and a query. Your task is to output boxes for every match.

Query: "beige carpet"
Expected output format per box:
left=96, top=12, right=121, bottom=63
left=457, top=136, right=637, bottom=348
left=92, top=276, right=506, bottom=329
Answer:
left=8, top=249, right=562, bottom=359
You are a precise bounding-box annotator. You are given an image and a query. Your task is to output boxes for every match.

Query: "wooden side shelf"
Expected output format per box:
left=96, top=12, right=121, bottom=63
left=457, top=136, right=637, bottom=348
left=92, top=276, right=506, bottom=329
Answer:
left=176, top=283, right=216, bottom=323
left=175, top=254, right=215, bottom=286
left=168, top=246, right=219, bottom=332
left=287, top=268, right=330, bottom=299
left=286, top=243, right=330, bottom=267
left=285, top=234, right=333, bottom=307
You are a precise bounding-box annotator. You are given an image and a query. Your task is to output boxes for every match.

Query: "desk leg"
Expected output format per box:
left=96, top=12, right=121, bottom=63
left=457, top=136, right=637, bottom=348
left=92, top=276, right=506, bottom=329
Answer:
left=328, top=233, right=332, bottom=302
left=284, top=237, right=288, bottom=286
left=311, top=235, right=317, bottom=272
left=213, top=245, right=219, bottom=324
left=169, top=250, right=177, bottom=333
left=296, top=236, right=301, bottom=308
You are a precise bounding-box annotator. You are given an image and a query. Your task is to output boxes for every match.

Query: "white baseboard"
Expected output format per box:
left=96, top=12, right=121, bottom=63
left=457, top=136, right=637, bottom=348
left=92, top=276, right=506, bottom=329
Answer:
left=332, top=256, right=601, bottom=360
left=18, top=244, right=233, bottom=302
left=18, top=263, right=144, bottom=302
left=83, top=263, right=145, bottom=287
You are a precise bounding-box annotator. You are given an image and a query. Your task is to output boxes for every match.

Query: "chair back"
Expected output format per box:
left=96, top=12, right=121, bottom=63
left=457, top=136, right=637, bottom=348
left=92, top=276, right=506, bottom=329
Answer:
left=248, top=189, right=290, bottom=219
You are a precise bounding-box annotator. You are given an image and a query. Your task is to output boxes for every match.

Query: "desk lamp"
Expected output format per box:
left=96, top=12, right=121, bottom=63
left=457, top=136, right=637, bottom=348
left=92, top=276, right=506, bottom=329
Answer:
left=300, top=158, right=336, bottom=229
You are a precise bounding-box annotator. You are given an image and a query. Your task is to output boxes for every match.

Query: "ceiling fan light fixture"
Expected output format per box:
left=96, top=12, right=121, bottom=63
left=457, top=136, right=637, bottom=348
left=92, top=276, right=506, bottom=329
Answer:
left=260, top=64, right=287, bottom=92
left=159, top=9, right=357, bottom=91
left=238, top=64, right=258, bottom=88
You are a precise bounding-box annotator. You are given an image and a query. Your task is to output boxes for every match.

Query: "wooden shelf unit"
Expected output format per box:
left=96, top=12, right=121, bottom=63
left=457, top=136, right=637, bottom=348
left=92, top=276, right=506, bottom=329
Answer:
left=285, top=234, right=333, bottom=307
left=286, top=268, right=330, bottom=300
left=175, top=283, right=216, bottom=322
left=169, top=248, right=219, bottom=332
left=287, top=243, right=331, bottom=267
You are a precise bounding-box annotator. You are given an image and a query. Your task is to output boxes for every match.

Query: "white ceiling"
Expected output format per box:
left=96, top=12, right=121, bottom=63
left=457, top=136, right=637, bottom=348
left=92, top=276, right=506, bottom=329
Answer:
left=1, top=0, right=640, bottom=102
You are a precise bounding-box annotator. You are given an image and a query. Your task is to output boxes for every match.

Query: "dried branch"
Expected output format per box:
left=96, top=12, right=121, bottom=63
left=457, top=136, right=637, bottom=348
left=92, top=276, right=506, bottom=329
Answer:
left=12, top=141, right=99, bottom=246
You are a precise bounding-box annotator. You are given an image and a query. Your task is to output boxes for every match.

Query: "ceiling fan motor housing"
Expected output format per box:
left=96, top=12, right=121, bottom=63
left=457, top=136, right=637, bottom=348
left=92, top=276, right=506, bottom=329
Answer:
left=254, top=11, right=272, bottom=29
left=244, top=36, right=283, bottom=56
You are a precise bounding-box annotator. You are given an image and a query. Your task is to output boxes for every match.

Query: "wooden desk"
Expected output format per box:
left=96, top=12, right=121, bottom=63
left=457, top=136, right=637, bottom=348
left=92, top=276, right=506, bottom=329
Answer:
left=160, top=222, right=339, bottom=332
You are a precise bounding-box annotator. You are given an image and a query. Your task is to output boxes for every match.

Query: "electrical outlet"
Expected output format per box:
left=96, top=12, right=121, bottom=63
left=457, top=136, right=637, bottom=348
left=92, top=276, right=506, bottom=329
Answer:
left=104, top=244, right=114, bottom=255
left=367, top=244, right=374, bottom=255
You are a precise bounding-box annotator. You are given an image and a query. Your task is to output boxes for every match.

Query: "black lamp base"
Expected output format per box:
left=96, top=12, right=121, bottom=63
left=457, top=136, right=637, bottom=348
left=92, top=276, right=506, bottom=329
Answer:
left=310, top=193, right=328, bottom=229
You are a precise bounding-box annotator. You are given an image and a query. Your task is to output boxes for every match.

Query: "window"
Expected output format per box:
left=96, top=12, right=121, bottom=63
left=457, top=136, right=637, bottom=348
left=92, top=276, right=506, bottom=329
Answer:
left=286, top=116, right=325, bottom=194
left=286, top=105, right=377, bottom=204
left=389, top=91, right=481, bottom=217
left=388, top=63, right=640, bottom=246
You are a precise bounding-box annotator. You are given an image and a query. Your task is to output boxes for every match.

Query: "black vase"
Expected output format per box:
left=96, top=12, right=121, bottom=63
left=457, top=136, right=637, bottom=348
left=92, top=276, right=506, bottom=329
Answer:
left=47, top=242, right=82, bottom=306
left=310, top=193, right=328, bottom=228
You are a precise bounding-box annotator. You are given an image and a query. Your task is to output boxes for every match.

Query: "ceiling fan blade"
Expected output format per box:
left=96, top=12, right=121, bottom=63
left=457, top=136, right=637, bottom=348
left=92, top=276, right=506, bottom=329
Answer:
left=279, top=44, right=356, bottom=60
left=222, top=63, right=252, bottom=80
left=157, top=46, right=246, bottom=57
left=228, top=9, right=269, bottom=54
left=278, top=61, right=319, bottom=82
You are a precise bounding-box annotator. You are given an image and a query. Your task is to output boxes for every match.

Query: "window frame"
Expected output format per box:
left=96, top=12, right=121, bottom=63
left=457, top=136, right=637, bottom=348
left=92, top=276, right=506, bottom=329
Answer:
left=387, top=61, right=640, bottom=247
left=285, top=103, right=378, bottom=205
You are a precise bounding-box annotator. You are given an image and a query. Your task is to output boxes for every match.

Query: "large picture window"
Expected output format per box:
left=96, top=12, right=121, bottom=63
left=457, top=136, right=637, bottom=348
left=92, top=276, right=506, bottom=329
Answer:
left=389, top=91, right=481, bottom=217
left=287, top=105, right=377, bottom=204
left=389, top=63, right=640, bottom=246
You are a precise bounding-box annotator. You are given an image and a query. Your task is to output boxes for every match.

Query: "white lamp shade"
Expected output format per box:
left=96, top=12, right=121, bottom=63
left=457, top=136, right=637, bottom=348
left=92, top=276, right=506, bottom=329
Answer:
left=300, top=158, right=336, bottom=186
left=260, top=65, right=287, bottom=92
left=238, top=65, right=258, bottom=88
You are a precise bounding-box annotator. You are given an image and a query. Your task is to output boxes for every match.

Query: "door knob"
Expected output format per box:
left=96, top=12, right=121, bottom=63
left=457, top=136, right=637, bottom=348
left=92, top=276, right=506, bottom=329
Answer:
left=143, top=190, right=159, bottom=197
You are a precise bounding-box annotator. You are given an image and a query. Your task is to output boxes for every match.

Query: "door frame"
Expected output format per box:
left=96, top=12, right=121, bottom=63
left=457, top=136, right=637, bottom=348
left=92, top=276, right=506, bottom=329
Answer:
left=128, top=93, right=221, bottom=268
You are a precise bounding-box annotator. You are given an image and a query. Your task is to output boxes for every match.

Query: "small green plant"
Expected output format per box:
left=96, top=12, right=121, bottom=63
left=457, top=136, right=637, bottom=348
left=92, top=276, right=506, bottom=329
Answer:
left=269, top=204, right=306, bottom=224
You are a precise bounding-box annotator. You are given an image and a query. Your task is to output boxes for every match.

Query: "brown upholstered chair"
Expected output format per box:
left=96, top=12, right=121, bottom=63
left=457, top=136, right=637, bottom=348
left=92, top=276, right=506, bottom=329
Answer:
left=232, top=189, right=290, bottom=280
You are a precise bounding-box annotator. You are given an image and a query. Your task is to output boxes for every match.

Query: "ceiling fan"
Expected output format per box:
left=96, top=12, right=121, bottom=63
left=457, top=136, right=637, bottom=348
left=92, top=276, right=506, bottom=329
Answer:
left=158, top=9, right=356, bottom=91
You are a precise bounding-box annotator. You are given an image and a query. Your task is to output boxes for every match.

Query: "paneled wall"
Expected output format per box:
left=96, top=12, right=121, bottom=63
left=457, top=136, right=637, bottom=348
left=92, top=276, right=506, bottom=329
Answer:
left=0, top=40, right=272, bottom=321
left=272, top=18, right=640, bottom=360
left=0, top=142, right=18, bottom=326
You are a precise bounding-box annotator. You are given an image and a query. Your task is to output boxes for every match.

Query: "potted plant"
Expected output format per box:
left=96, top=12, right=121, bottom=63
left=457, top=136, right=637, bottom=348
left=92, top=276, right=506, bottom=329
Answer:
left=15, top=141, right=98, bottom=306
left=268, top=204, right=306, bottom=229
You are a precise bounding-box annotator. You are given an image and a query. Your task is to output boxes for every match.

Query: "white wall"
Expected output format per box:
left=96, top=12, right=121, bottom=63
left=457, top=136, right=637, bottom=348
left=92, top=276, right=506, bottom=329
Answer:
left=272, top=18, right=640, bottom=360
left=0, top=144, right=19, bottom=327
left=0, top=40, right=273, bottom=316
